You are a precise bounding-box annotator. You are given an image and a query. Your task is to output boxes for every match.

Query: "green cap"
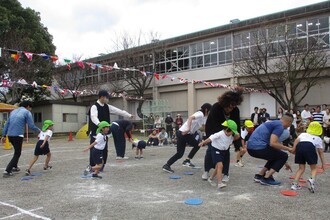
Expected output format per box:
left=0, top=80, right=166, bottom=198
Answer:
left=96, top=121, right=111, bottom=134
left=42, top=120, right=54, bottom=132
left=221, top=120, right=238, bottom=135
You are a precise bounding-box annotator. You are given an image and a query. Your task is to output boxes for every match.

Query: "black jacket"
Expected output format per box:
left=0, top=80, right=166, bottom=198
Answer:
left=113, top=120, right=133, bottom=139
left=205, top=102, right=241, bottom=148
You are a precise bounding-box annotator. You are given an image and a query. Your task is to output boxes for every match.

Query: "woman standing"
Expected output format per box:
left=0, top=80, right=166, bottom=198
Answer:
left=162, top=103, right=212, bottom=173
left=277, top=107, right=284, bottom=119
left=202, top=91, right=243, bottom=183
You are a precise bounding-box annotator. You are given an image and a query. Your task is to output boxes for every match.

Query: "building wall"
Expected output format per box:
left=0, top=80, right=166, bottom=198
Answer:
left=33, top=105, right=53, bottom=130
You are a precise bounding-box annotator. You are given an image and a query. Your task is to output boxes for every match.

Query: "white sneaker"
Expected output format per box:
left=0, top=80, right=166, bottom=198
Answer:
left=217, top=183, right=227, bottom=191
left=235, top=161, right=244, bottom=167
left=202, top=171, right=209, bottom=180
left=308, top=178, right=315, bottom=193
left=222, top=175, right=229, bottom=183
left=291, top=183, right=302, bottom=190
left=116, top=156, right=123, bottom=160
left=207, top=177, right=216, bottom=187
left=122, top=156, right=129, bottom=160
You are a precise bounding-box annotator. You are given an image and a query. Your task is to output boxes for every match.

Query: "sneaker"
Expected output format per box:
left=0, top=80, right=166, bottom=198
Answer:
left=254, top=174, right=264, bottom=183
left=84, top=165, right=91, bottom=176
left=135, top=156, right=140, bottom=160
left=25, top=169, right=31, bottom=176
left=308, top=178, right=315, bottom=193
left=217, top=183, right=227, bottom=191
left=235, top=161, right=244, bottom=167
left=43, top=165, right=52, bottom=170
left=207, top=177, right=217, bottom=187
left=260, top=177, right=281, bottom=186
left=222, top=175, right=229, bottom=183
left=140, top=156, right=144, bottom=159
left=162, top=164, right=174, bottom=174
left=122, top=156, right=129, bottom=160
left=116, top=156, right=123, bottom=160
left=202, top=171, right=209, bottom=180
left=11, top=167, right=20, bottom=172
left=92, top=174, right=102, bottom=179
left=3, top=171, right=13, bottom=178
left=182, top=160, right=195, bottom=168
left=291, top=183, right=302, bottom=190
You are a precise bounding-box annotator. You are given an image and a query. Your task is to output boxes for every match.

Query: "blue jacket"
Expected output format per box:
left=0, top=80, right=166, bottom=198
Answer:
left=2, top=107, right=40, bottom=136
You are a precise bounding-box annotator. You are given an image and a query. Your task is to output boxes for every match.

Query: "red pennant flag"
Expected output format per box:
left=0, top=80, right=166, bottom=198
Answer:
left=11, top=53, right=20, bottom=62
left=76, top=61, right=85, bottom=69
left=154, top=73, right=160, bottom=80
left=51, top=56, right=58, bottom=62
left=24, top=52, right=33, bottom=61
left=2, top=80, right=9, bottom=87
left=67, top=63, right=71, bottom=70
left=162, top=74, right=167, bottom=79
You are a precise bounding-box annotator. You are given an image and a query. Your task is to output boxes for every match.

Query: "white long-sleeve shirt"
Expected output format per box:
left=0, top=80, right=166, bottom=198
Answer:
left=90, top=100, right=132, bottom=126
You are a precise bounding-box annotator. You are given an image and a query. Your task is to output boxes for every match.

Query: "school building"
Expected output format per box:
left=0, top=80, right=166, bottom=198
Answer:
left=57, top=1, right=330, bottom=120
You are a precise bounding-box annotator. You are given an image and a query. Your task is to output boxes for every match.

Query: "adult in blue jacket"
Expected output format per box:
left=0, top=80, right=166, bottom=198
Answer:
left=247, top=113, right=294, bottom=185
left=1, top=101, right=40, bottom=177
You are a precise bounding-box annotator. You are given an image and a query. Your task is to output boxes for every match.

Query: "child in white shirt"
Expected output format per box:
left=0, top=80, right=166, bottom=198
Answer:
left=26, top=120, right=54, bottom=175
left=84, top=121, right=110, bottom=179
left=199, top=120, right=240, bottom=191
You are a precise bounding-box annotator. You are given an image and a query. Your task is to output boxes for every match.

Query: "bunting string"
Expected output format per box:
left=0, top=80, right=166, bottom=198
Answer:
left=0, top=47, right=271, bottom=94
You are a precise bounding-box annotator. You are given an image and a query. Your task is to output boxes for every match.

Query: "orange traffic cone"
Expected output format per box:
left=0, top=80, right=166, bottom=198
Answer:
left=4, top=136, right=12, bottom=150
left=68, top=131, right=73, bottom=141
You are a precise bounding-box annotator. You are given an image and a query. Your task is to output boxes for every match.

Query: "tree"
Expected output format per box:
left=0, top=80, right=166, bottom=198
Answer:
left=53, top=55, right=85, bottom=102
left=0, top=0, right=56, bottom=103
left=233, top=23, right=329, bottom=110
left=108, top=30, right=160, bottom=118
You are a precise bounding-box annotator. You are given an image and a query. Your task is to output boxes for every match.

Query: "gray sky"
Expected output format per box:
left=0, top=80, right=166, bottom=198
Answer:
left=19, top=0, right=326, bottom=60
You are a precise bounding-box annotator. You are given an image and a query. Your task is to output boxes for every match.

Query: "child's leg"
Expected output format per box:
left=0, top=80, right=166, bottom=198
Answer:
left=215, top=162, right=224, bottom=185
left=140, top=149, right=143, bottom=157
left=27, top=155, right=39, bottom=171
left=294, top=164, right=306, bottom=182
left=210, top=169, right=217, bottom=180
left=92, top=164, right=102, bottom=174
left=310, top=164, right=317, bottom=179
left=136, top=148, right=139, bottom=156
left=44, top=152, right=51, bottom=168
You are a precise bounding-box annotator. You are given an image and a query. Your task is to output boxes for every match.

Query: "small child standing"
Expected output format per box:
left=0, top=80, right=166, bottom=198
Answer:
left=199, top=120, right=240, bottom=191
left=83, top=121, right=111, bottom=179
left=26, top=120, right=54, bottom=175
left=291, top=122, right=326, bottom=193
left=235, top=120, right=254, bottom=167
left=132, top=139, right=147, bottom=159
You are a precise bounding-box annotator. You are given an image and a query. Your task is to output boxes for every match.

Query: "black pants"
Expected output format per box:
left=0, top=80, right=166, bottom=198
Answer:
left=166, top=131, right=200, bottom=166
left=204, top=143, right=230, bottom=175
left=5, top=136, right=23, bottom=173
left=248, top=146, right=288, bottom=172
left=110, top=124, right=126, bottom=157
left=89, top=136, right=108, bottom=166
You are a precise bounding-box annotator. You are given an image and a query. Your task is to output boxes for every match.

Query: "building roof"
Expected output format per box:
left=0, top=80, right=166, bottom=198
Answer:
left=85, top=1, right=330, bottom=63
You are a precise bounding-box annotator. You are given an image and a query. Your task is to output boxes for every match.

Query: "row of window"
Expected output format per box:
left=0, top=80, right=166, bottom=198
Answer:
left=33, top=113, right=78, bottom=123
left=69, top=16, right=330, bottom=80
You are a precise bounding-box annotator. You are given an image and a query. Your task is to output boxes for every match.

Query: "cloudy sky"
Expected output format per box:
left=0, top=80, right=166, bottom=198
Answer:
left=19, top=0, right=325, bottom=60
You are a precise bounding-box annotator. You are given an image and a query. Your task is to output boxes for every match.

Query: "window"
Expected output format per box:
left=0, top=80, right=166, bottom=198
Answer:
left=190, top=43, right=203, bottom=56
left=34, top=112, right=42, bottom=123
left=63, top=113, right=78, bottom=123
left=203, top=40, right=217, bottom=53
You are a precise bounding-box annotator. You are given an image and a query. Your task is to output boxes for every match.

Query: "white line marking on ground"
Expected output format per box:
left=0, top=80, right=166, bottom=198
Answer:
left=0, top=207, right=43, bottom=219
left=0, top=201, right=50, bottom=220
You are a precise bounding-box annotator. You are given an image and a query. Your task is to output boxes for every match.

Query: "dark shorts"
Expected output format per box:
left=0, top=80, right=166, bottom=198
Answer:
left=92, top=148, right=104, bottom=165
left=295, top=142, right=318, bottom=165
left=34, top=140, right=50, bottom=156
left=137, top=141, right=147, bottom=149
left=211, top=147, right=228, bottom=164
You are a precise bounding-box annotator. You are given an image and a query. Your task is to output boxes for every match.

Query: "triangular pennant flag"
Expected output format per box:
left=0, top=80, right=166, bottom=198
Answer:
left=67, top=63, right=71, bottom=70
left=113, top=62, right=119, bottom=69
left=87, top=63, right=96, bottom=70
left=51, top=56, right=58, bottom=62
left=2, top=80, right=8, bottom=87
left=162, top=74, right=167, bottom=79
left=64, top=59, right=71, bottom=63
left=141, top=71, right=147, bottom=76
left=154, top=73, right=160, bottom=80
left=11, top=53, right=20, bottom=62
left=24, top=52, right=33, bottom=61
left=76, top=61, right=85, bottom=69
left=39, top=53, right=50, bottom=60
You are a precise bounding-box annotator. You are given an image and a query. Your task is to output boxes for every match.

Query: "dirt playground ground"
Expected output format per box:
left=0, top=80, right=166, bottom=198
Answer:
left=0, top=137, right=329, bottom=220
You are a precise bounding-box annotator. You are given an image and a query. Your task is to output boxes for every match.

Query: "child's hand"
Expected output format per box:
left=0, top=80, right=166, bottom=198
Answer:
left=40, top=144, right=44, bottom=149
left=198, top=142, right=204, bottom=147
left=83, top=148, right=89, bottom=152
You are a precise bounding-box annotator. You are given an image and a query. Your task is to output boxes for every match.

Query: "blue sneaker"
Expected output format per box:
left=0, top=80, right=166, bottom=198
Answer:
left=254, top=174, right=263, bottom=183
left=260, top=177, right=281, bottom=186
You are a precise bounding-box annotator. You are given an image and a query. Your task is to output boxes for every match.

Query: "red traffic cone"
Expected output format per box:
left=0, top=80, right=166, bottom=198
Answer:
left=68, top=131, right=73, bottom=141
